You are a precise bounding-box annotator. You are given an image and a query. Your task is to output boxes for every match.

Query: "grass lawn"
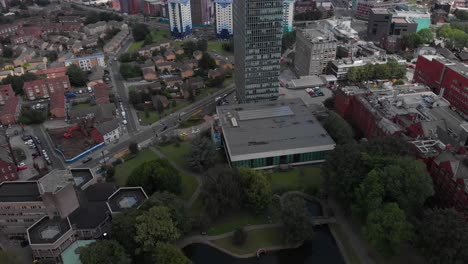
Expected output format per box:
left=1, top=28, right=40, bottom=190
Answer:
left=208, top=40, right=232, bottom=56
left=269, top=166, right=322, bottom=192
left=137, top=110, right=160, bottom=125
left=128, top=41, right=143, bottom=52
left=207, top=211, right=271, bottom=236
left=73, top=103, right=92, bottom=110
left=137, top=100, right=189, bottom=126
left=152, top=29, right=170, bottom=42
left=190, top=195, right=205, bottom=215
left=212, top=227, right=285, bottom=255
left=114, top=149, right=158, bottom=186
left=157, top=141, right=190, bottom=169
left=330, top=224, right=362, bottom=264
left=180, top=171, right=198, bottom=201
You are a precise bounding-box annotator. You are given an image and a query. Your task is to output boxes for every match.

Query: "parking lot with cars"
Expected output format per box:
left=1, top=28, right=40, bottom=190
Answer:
left=9, top=132, right=50, bottom=180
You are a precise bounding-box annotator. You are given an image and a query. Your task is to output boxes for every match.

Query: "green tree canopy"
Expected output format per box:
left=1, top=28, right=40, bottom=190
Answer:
left=111, top=210, right=143, bottom=257
left=152, top=243, right=191, bottom=264
left=239, top=168, right=272, bottom=213
left=127, top=159, right=182, bottom=195
left=416, top=208, right=468, bottom=264
left=322, top=111, right=354, bottom=145
left=437, top=25, right=468, bottom=49
left=141, top=192, right=193, bottom=234
left=79, top=240, right=130, bottom=264
left=345, top=59, right=406, bottom=82
left=364, top=203, right=413, bottom=256
left=352, top=170, right=384, bottom=219
left=379, top=157, right=434, bottom=213
left=66, top=64, right=87, bottom=86
left=187, top=135, right=217, bottom=172
left=199, top=52, right=217, bottom=70
left=132, top=23, right=150, bottom=42
left=119, top=63, right=143, bottom=80
left=2, top=72, right=38, bottom=95
left=281, top=195, right=314, bottom=244
left=201, top=166, right=242, bottom=218
left=282, top=31, right=296, bottom=52
left=182, top=41, right=197, bottom=55
left=196, top=39, right=208, bottom=52
left=135, top=206, right=180, bottom=252
left=2, top=46, right=13, bottom=58
left=417, top=28, right=434, bottom=44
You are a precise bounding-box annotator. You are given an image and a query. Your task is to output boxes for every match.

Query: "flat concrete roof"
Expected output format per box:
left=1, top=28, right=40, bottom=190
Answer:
left=217, top=98, right=336, bottom=161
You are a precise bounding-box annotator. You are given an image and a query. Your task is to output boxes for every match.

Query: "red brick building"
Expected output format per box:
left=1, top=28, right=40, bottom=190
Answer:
left=428, top=150, right=468, bottom=216
left=413, top=55, right=468, bottom=116
left=23, top=76, right=71, bottom=101
left=0, top=147, right=18, bottom=182
left=334, top=86, right=403, bottom=138
left=0, top=95, right=20, bottom=125
left=50, top=93, right=65, bottom=118
left=0, top=84, right=15, bottom=106
left=93, top=83, right=110, bottom=105
left=0, top=23, right=22, bottom=38
left=35, top=67, right=68, bottom=79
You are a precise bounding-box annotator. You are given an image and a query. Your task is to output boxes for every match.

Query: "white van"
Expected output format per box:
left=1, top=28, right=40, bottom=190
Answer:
left=87, top=87, right=93, bottom=93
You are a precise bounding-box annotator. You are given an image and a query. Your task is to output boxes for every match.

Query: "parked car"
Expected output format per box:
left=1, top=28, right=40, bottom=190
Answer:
left=82, top=157, right=93, bottom=163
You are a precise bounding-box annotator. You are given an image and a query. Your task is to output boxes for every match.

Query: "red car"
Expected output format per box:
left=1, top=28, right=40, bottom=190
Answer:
left=17, top=163, right=28, bottom=171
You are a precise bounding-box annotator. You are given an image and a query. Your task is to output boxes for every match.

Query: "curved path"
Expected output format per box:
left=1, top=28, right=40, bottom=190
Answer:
left=149, top=146, right=202, bottom=206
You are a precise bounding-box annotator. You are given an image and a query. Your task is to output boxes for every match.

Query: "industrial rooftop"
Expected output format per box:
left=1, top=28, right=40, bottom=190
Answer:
left=106, top=187, right=148, bottom=214
left=216, top=98, right=336, bottom=161
left=0, top=182, right=41, bottom=202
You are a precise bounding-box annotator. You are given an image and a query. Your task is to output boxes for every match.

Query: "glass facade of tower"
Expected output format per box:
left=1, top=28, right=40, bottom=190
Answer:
left=233, top=0, right=283, bottom=103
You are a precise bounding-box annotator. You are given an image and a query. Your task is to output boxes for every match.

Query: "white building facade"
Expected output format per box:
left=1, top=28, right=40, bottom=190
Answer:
left=283, top=0, right=295, bottom=33
left=213, top=0, right=233, bottom=39
left=167, top=0, right=193, bottom=38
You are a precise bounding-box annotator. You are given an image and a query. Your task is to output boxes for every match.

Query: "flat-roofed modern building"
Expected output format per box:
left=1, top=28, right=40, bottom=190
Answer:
left=214, top=98, right=336, bottom=169
left=295, top=28, right=337, bottom=77
left=233, top=0, right=283, bottom=103
left=107, top=187, right=148, bottom=214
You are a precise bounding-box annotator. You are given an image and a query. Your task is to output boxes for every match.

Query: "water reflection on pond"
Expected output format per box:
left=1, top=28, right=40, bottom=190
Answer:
left=184, top=200, right=344, bottom=264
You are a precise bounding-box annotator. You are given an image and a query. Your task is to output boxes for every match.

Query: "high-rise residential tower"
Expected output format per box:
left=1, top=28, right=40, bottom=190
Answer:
left=168, top=0, right=193, bottom=38
left=191, top=0, right=212, bottom=25
left=214, top=0, right=233, bottom=39
left=233, top=0, right=284, bottom=103
left=283, top=0, right=294, bottom=33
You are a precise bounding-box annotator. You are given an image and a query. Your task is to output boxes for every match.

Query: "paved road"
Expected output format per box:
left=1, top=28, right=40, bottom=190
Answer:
left=31, top=125, right=66, bottom=170
left=78, top=85, right=235, bottom=169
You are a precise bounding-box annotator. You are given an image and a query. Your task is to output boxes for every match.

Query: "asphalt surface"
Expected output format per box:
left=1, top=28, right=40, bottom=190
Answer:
left=78, top=85, right=235, bottom=169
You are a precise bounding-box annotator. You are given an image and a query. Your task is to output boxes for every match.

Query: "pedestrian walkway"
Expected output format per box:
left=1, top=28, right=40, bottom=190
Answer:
left=149, top=146, right=202, bottom=206
left=327, top=198, right=375, bottom=264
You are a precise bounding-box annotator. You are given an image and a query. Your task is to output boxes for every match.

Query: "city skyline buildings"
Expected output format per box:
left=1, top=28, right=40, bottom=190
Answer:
left=233, top=0, right=284, bottom=103
left=214, top=0, right=234, bottom=39
left=168, top=0, right=193, bottom=38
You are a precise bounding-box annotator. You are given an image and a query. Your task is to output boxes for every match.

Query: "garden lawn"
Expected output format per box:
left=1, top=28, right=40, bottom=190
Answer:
left=157, top=141, right=190, bottom=169
left=212, top=227, right=285, bottom=255
left=114, top=149, right=158, bottom=186
left=128, top=41, right=143, bottom=52
left=73, top=103, right=92, bottom=110
left=207, top=211, right=271, bottom=236
left=208, top=40, right=231, bottom=56
left=137, top=110, right=160, bottom=125
left=269, top=166, right=322, bottom=192
left=152, top=29, right=170, bottom=42
left=180, top=171, right=198, bottom=201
